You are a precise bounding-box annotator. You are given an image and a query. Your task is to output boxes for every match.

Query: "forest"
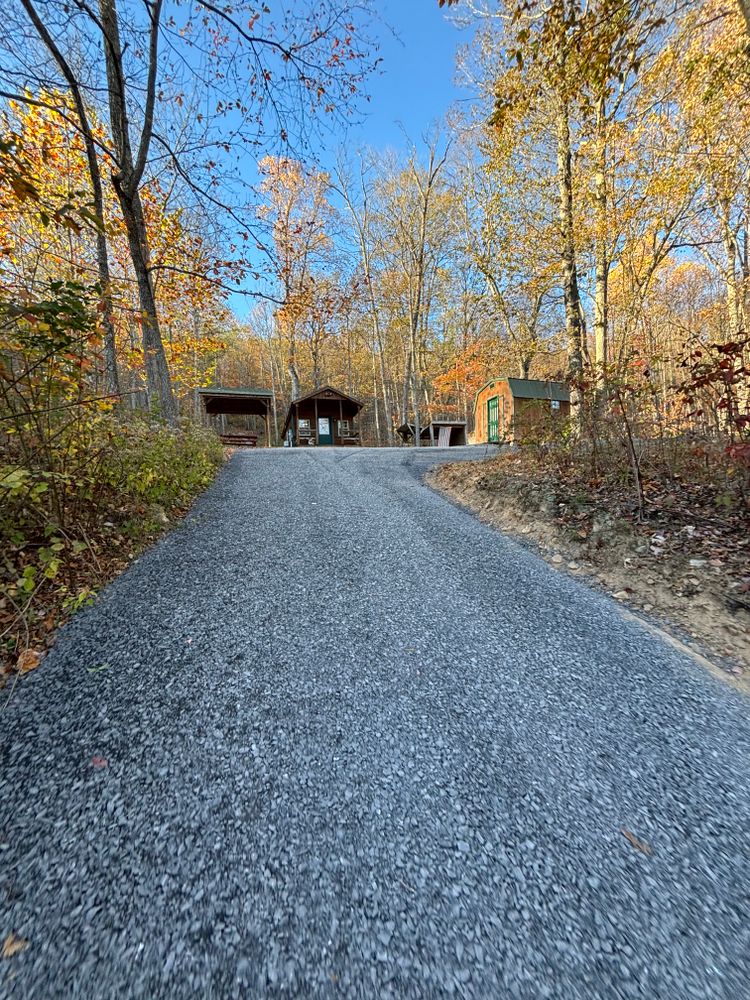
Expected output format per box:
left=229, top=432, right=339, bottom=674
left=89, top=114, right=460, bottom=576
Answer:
left=1, top=0, right=749, bottom=675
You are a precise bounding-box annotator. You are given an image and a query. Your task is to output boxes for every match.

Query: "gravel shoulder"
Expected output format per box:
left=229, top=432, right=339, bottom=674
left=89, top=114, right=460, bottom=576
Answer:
left=430, top=453, right=750, bottom=677
left=2, top=446, right=749, bottom=999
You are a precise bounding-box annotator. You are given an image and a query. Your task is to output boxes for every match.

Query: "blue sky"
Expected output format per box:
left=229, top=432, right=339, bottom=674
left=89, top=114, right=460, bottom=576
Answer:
left=342, top=0, right=475, bottom=154
left=232, top=2, right=475, bottom=317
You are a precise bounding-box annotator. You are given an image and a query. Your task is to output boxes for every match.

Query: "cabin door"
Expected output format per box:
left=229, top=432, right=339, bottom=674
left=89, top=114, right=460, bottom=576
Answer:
left=487, top=396, right=499, bottom=443
left=317, top=416, right=333, bottom=445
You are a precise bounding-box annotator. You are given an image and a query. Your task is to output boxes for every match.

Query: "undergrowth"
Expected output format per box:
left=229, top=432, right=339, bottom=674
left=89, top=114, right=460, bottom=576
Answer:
left=0, top=416, right=223, bottom=683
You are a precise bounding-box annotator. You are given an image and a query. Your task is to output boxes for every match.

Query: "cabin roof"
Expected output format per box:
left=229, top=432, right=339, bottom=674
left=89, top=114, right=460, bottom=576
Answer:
left=290, top=384, right=365, bottom=408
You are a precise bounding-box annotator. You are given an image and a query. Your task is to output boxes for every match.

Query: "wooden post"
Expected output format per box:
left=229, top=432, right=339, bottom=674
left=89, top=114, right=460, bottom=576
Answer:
left=338, top=398, right=343, bottom=444
left=265, top=404, right=271, bottom=447
left=314, top=396, right=319, bottom=444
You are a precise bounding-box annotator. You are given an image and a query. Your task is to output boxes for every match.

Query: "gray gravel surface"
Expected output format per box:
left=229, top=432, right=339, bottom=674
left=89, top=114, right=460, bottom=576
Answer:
left=2, top=446, right=749, bottom=1000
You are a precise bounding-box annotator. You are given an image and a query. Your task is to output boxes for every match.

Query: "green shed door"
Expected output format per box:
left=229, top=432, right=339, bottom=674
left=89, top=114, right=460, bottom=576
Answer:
left=487, top=396, right=499, bottom=443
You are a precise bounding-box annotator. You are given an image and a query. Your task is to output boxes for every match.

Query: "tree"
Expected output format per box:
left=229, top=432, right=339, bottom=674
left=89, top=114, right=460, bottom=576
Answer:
left=6, top=0, right=377, bottom=420
left=375, top=137, right=451, bottom=444
left=16, top=4, right=121, bottom=396
left=258, top=156, right=336, bottom=398
left=334, top=151, right=395, bottom=442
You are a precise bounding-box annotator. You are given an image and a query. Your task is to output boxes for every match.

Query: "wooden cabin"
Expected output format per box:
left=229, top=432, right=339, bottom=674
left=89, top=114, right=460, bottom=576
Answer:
left=473, top=378, right=570, bottom=444
left=396, top=420, right=468, bottom=446
left=282, top=386, right=364, bottom=447
left=199, top=387, right=274, bottom=446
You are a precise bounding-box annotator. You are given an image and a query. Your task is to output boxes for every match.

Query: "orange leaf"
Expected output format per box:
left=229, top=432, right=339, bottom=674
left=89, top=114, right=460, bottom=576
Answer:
left=16, top=648, right=42, bottom=674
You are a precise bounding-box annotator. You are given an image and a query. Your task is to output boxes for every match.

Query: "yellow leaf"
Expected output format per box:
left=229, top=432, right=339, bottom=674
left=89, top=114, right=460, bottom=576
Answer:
left=2, top=933, right=29, bottom=959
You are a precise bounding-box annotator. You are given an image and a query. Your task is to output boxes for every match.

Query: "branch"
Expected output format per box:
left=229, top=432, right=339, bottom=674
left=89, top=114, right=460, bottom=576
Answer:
left=132, top=0, right=163, bottom=188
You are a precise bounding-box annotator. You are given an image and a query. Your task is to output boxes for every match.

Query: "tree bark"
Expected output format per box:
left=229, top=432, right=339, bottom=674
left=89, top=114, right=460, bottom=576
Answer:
left=401, top=348, right=412, bottom=428
left=719, top=202, right=741, bottom=339
left=593, top=98, right=609, bottom=370
left=98, top=0, right=176, bottom=422
left=21, top=0, right=120, bottom=398
left=736, top=0, right=750, bottom=36
left=288, top=357, right=301, bottom=399
left=555, top=96, right=585, bottom=390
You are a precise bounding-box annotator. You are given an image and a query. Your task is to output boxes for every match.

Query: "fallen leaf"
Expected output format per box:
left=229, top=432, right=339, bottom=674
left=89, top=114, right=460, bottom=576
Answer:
left=620, top=827, right=652, bottom=855
left=2, top=933, right=29, bottom=958
left=86, top=663, right=110, bottom=674
left=91, top=756, right=108, bottom=769
left=16, top=649, right=42, bottom=674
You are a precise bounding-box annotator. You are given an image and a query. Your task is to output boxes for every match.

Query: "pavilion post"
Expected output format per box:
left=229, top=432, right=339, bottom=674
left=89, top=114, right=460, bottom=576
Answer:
left=314, top=396, right=319, bottom=444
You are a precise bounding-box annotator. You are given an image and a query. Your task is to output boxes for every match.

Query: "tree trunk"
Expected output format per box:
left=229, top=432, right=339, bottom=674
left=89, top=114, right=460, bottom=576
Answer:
left=288, top=358, right=301, bottom=399
left=98, top=0, right=175, bottom=422
left=556, top=95, right=585, bottom=399
left=370, top=352, right=382, bottom=445
left=593, top=98, right=609, bottom=370
left=720, top=204, right=741, bottom=339
left=376, top=332, right=392, bottom=443
left=736, top=0, right=750, bottom=36
left=21, top=0, right=121, bottom=398
left=401, top=348, right=412, bottom=429
left=115, top=183, right=175, bottom=419
left=410, top=335, right=422, bottom=447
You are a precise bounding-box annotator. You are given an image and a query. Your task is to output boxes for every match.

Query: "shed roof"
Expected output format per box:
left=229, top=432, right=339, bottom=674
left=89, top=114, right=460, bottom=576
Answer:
left=475, top=378, right=570, bottom=404
left=198, top=386, right=273, bottom=399
left=396, top=420, right=466, bottom=441
left=199, top=386, right=274, bottom=416
left=507, top=378, right=569, bottom=402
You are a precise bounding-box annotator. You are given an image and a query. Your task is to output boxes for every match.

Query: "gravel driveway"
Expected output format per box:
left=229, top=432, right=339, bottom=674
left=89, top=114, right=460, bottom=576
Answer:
left=2, top=447, right=749, bottom=999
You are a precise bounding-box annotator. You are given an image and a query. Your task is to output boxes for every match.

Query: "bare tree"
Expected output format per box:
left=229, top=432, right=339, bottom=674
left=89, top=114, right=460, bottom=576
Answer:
left=6, top=0, right=377, bottom=420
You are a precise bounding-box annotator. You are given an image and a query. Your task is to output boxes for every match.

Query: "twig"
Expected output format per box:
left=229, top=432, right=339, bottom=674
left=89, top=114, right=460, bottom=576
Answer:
left=2, top=670, right=21, bottom=712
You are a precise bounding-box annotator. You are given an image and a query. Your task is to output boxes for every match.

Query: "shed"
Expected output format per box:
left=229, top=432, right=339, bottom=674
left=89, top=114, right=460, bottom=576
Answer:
left=199, top=387, right=274, bottom=447
left=473, top=378, right=570, bottom=444
left=396, top=420, right=467, bottom=447
left=282, top=385, right=364, bottom=447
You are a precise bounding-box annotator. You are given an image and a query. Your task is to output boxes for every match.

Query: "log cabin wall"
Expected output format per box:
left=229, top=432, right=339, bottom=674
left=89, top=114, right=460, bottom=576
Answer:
left=291, top=399, right=361, bottom=445
left=283, top=386, right=364, bottom=446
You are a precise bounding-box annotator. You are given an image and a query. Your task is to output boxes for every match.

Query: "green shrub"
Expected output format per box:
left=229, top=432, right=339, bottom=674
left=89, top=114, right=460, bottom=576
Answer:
left=0, top=415, right=223, bottom=676
left=101, top=418, right=223, bottom=510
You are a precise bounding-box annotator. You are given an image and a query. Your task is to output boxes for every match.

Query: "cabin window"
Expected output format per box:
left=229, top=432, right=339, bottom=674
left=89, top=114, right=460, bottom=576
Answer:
left=550, top=400, right=560, bottom=412
left=337, top=419, right=351, bottom=434
left=298, top=418, right=311, bottom=436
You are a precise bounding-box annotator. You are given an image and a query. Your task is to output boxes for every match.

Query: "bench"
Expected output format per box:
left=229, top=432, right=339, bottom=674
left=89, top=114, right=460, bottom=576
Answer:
left=220, top=432, right=258, bottom=447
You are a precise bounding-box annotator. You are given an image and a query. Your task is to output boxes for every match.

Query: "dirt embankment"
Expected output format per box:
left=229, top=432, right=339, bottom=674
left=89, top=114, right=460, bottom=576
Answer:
left=429, top=455, right=750, bottom=687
